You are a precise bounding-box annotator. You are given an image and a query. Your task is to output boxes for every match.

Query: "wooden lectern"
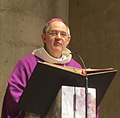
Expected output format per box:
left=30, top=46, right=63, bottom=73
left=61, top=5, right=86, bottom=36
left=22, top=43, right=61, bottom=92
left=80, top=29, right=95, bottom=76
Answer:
left=18, top=62, right=117, bottom=118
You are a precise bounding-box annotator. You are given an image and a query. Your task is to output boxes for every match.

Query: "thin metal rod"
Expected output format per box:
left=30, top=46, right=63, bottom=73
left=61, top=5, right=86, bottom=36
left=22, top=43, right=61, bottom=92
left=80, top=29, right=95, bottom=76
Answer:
left=73, top=87, right=76, bottom=118
left=77, top=53, right=88, bottom=118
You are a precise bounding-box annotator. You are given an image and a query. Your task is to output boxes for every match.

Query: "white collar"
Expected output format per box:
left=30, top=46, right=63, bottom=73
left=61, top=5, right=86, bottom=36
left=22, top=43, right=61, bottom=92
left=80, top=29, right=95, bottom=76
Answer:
left=32, top=46, right=72, bottom=64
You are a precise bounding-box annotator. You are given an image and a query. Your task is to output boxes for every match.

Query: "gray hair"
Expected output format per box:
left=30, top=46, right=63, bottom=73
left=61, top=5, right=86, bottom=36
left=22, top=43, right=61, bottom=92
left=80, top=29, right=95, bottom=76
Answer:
left=42, top=18, right=71, bottom=37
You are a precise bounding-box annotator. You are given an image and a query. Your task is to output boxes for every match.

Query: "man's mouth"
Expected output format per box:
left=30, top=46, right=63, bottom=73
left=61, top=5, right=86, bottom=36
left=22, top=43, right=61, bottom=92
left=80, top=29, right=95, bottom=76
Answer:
left=54, top=42, right=62, bottom=46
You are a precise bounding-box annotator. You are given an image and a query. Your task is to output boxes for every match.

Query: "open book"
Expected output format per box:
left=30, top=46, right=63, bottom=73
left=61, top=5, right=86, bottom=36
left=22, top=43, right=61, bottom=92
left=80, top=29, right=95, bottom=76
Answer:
left=41, top=61, right=115, bottom=75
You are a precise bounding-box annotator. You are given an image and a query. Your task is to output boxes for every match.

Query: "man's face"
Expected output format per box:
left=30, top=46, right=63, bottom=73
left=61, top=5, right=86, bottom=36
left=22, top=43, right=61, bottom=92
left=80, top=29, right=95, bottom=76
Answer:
left=42, top=21, right=70, bottom=58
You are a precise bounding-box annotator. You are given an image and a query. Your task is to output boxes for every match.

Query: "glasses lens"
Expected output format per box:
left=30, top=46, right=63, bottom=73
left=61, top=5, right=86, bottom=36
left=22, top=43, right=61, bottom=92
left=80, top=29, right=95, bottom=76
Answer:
left=47, top=30, right=67, bottom=38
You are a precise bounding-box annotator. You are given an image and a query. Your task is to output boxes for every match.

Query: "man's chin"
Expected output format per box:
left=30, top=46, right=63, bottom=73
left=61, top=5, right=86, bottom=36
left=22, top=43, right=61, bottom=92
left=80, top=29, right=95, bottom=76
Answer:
left=54, top=47, right=63, bottom=53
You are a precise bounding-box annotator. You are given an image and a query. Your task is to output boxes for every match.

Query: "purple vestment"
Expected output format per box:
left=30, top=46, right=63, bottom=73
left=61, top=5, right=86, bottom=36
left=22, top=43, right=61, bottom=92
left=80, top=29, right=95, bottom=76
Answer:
left=1, top=54, right=83, bottom=118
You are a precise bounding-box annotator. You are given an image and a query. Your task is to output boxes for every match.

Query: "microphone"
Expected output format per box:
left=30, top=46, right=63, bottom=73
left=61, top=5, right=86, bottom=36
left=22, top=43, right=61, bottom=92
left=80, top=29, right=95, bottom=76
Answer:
left=70, top=52, right=88, bottom=118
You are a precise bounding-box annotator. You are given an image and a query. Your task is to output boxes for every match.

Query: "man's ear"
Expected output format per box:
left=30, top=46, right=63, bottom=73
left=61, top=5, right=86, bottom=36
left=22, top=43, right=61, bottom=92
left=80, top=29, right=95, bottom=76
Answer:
left=41, top=33, right=46, bottom=43
left=66, top=37, right=71, bottom=46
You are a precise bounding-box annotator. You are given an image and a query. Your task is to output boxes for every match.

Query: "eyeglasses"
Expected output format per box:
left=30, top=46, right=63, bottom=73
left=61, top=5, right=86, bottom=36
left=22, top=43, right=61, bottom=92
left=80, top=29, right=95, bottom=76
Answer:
left=47, top=30, right=68, bottom=38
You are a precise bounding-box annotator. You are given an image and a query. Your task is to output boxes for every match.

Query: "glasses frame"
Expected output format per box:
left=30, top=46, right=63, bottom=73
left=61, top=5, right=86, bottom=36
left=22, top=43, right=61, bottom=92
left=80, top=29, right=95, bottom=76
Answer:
left=46, top=30, right=68, bottom=38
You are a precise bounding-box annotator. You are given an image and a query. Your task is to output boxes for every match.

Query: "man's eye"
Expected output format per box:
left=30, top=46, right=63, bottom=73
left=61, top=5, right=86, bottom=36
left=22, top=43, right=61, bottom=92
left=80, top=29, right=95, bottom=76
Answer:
left=52, top=31, right=57, bottom=35
left=61, top=32, right=67, bottom=36
left=49, top=31, right=57, bottom=35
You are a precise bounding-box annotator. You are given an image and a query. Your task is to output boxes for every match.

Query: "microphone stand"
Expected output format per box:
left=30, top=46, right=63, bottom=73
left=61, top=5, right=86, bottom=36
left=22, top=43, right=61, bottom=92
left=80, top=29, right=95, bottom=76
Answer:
left=77, top=53, right=88, bottom=118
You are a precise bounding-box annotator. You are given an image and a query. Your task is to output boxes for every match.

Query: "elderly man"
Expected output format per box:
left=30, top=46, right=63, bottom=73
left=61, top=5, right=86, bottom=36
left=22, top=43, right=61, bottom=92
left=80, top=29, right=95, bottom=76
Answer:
left=1, top=18, right=83, bottom=118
